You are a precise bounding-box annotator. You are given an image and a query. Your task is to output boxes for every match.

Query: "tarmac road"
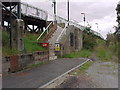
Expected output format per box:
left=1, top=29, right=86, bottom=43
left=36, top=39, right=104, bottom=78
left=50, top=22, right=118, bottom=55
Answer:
left=3, top=58, right=88, bottom=88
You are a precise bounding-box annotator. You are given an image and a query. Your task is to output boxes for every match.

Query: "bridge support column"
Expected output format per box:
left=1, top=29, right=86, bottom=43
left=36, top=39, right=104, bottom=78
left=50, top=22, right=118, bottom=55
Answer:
left=11, top=19, right=24, bottom=51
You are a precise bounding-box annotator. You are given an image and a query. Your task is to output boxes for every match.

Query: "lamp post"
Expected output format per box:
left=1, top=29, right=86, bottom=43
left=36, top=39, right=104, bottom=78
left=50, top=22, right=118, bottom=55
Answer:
left=67, top=0, right=70, bottom=26
left=81, top=12, right=86, bottom=27
left=95, top=23, right=99, bottom=32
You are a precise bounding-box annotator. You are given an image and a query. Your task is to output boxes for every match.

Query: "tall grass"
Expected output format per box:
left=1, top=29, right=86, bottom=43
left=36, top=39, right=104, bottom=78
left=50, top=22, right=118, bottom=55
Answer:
left=94, top=40, right=112, bottom=61
left=23, top=33, right=46, bottom=53
left=62, top=49, right=91, bottom=58
left=2, top=32, right=46, bottom=56
left=2, top=31, right=19, bottom=56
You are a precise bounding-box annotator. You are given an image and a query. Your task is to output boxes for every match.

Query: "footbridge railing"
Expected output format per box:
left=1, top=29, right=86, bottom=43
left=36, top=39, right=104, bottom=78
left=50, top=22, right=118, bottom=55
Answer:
left=52, top=14, right=104, bottom=39
left=20, top=2, right=48, bottom=20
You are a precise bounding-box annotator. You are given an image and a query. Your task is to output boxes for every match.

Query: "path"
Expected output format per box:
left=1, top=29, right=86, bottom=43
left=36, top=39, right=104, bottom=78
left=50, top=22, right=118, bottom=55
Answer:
left=57, top=61, right=118, bottom=88
left=3, top=58, right=88, bottom=88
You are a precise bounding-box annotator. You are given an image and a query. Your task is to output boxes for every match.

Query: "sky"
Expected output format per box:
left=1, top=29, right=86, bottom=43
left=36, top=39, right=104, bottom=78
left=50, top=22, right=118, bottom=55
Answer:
left=22, top=0, right=119, bottom=39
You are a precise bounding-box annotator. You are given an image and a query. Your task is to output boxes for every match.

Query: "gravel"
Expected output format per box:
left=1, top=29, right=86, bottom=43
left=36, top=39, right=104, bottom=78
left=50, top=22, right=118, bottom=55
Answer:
left=57, top=60, right=118, bottom=88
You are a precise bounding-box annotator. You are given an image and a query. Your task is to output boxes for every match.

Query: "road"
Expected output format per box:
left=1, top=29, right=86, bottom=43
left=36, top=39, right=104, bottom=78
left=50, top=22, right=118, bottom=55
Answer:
left=3, top=58, right=87, bottom=88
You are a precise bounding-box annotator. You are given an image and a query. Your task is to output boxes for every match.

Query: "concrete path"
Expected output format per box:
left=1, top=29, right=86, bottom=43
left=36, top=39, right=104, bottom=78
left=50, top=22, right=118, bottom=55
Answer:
left=3, top=58, right=88, bottom=88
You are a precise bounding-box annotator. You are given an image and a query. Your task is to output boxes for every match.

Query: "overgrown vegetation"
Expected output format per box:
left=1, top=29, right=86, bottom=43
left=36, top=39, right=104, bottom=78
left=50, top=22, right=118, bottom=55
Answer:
left=82, top=27, right=98, bottom=50
left=70, top=61, right=93, bottom=75
left=2, top=31, right=46, bottom=56
left=62, top=49, right=91, bottom=58
left=2, top=31, right=19, bottom=56
left=63, top=33, right=118, bottom=63
left=94, top=43, right=112, bottom=62
left=27, top=61, right=45, bottom=69
left=23, top=33, right=46, bottom=53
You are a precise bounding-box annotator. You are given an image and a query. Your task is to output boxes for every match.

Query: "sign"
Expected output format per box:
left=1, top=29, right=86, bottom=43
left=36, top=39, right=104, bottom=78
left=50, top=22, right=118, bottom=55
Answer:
left=55, top=43, right=60, bottom=51
left=41, top=43, right=49, bottom=47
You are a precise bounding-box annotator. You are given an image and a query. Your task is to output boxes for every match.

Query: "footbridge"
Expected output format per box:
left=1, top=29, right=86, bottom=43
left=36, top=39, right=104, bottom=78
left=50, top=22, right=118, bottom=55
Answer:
left=1, top=1, right=48, bottom=32
left=1, top=1, right=103, bottom=39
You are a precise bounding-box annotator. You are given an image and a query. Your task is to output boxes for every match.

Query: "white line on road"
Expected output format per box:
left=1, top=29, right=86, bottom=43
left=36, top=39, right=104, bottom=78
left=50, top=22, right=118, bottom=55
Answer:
left=39, top=58, right=91, bottom=88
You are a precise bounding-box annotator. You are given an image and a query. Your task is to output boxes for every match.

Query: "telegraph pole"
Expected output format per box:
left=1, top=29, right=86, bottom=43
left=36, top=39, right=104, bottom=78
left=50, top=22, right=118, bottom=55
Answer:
left=67, top=0, right=70, bottom=26
left=52, top=0, right=56, bottom=23
left=17, top=1, right=21, bottom=19
left=10, top=1, right=12, bottom=48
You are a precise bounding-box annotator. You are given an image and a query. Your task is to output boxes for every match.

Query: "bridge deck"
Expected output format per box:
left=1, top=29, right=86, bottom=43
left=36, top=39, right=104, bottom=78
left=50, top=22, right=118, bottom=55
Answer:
left=2, top=2, right=47, bottom=29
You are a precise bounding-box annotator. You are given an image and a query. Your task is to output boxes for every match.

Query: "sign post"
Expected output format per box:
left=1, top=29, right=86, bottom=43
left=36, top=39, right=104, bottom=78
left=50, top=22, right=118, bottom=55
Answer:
left=55, top=43, right=60, bottom=51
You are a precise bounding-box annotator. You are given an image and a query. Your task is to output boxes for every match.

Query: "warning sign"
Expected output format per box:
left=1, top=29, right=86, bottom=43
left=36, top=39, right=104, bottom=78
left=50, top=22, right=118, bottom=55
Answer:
left=55, top=43, right=60, bottom=51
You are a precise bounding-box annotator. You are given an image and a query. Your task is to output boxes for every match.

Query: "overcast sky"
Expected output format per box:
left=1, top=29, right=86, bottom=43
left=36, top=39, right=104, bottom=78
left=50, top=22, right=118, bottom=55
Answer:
left=22, top=0, right=119, bottom=39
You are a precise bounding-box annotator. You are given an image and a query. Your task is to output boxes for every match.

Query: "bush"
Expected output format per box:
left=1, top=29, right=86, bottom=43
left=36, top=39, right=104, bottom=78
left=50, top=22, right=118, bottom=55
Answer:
left=83, top=32, right=97, bottom=50
left=108, top=43, right=118, bottom=55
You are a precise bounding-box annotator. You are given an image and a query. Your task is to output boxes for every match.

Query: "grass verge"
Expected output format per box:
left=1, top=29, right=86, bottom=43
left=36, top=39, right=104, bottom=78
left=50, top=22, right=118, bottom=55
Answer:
left=62, top=49, right=91, bottom=58
left=27, top=61, right=45, bottom=69
left=70, top=61, right=93, bottom=75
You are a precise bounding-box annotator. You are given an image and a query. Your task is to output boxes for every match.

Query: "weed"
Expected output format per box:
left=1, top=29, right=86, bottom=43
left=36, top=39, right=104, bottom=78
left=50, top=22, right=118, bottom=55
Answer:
left=95, top=44, right=112, bottom=62
left=70, top=61, right=93, bottom=75
left=62, top=49, right=91, bottom=58
left=27, top=61, right=45, bottom=69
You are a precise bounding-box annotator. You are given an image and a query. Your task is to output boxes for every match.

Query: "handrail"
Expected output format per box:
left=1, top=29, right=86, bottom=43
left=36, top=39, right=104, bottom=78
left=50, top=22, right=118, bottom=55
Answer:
left=56, top=26, right=67, bottom=42
left=21, top=2, right=48, bottom=20
left=48, top=13, right=103, bottom=39
left=37, top=22, right=53, bottom=41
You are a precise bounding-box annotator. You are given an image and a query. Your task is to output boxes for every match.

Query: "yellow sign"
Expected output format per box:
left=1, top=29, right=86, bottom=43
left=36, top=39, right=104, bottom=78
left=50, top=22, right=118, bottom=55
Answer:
left=55, top=43, right=60, bottom=51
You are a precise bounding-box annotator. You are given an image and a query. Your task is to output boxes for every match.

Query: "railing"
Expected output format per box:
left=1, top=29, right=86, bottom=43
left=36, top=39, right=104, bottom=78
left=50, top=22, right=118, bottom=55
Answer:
left=49, top=14, right=103, bottom=39
left=2, top=2, right=48, bottom=20
left=37, top=22, right=53, bottom=41
left=56, top=26, right=67, bottom=42
left=21, top=2, right=48, bottom=20
left=11, top=2, right=48, bottom=20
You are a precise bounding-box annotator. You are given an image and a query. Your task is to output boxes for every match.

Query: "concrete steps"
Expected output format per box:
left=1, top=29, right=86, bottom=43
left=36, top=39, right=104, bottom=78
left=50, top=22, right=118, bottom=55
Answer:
left=48, top=26, right=63, bottom=60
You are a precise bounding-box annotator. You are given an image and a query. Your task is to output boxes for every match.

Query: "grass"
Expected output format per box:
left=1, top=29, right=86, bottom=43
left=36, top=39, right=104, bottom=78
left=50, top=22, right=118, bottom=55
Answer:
left=23, top=33, right=46, bottom=53
left=2, top=31, right=46, bottom=56
left=102, top=64, right=112, bottom=67
left=3, top=47, right=19, bottom=56
left=27, top=61, right=45, bottom=69
left=93, top=39, right=113, bottom=62
left=62, top=49, right=92, bottom=58
left=70, top=61, right=93, bottom=75
left=2, top=31, right=19, bottom=56
left=96, top=49, right=112, bottom=61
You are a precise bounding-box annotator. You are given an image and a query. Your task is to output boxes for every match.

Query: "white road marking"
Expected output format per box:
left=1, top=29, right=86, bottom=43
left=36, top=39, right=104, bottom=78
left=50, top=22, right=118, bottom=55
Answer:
left=39, top=59, right=91, bottom=88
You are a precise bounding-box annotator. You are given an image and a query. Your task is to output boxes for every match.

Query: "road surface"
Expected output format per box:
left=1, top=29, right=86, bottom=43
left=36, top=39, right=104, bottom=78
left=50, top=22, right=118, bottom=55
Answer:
left=3, top=58, right=88, bottom=88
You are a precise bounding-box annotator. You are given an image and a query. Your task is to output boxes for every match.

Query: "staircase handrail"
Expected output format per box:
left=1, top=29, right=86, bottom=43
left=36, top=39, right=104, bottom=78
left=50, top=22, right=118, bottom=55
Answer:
left=48, top=13, right=103, bottom=39
left=37, top=22, right=53, bottom=41
left=56, top=26, right=67, bottom=42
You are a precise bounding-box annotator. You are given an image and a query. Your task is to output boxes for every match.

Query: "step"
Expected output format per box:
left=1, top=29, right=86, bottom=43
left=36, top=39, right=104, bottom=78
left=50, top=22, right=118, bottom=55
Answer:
left=49, top=56, right=57, bottom=60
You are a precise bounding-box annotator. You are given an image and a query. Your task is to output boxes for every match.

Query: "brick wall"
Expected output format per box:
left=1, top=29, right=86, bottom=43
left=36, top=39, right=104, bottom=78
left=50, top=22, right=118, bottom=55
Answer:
left=2, top=51, right=49, bottom=75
